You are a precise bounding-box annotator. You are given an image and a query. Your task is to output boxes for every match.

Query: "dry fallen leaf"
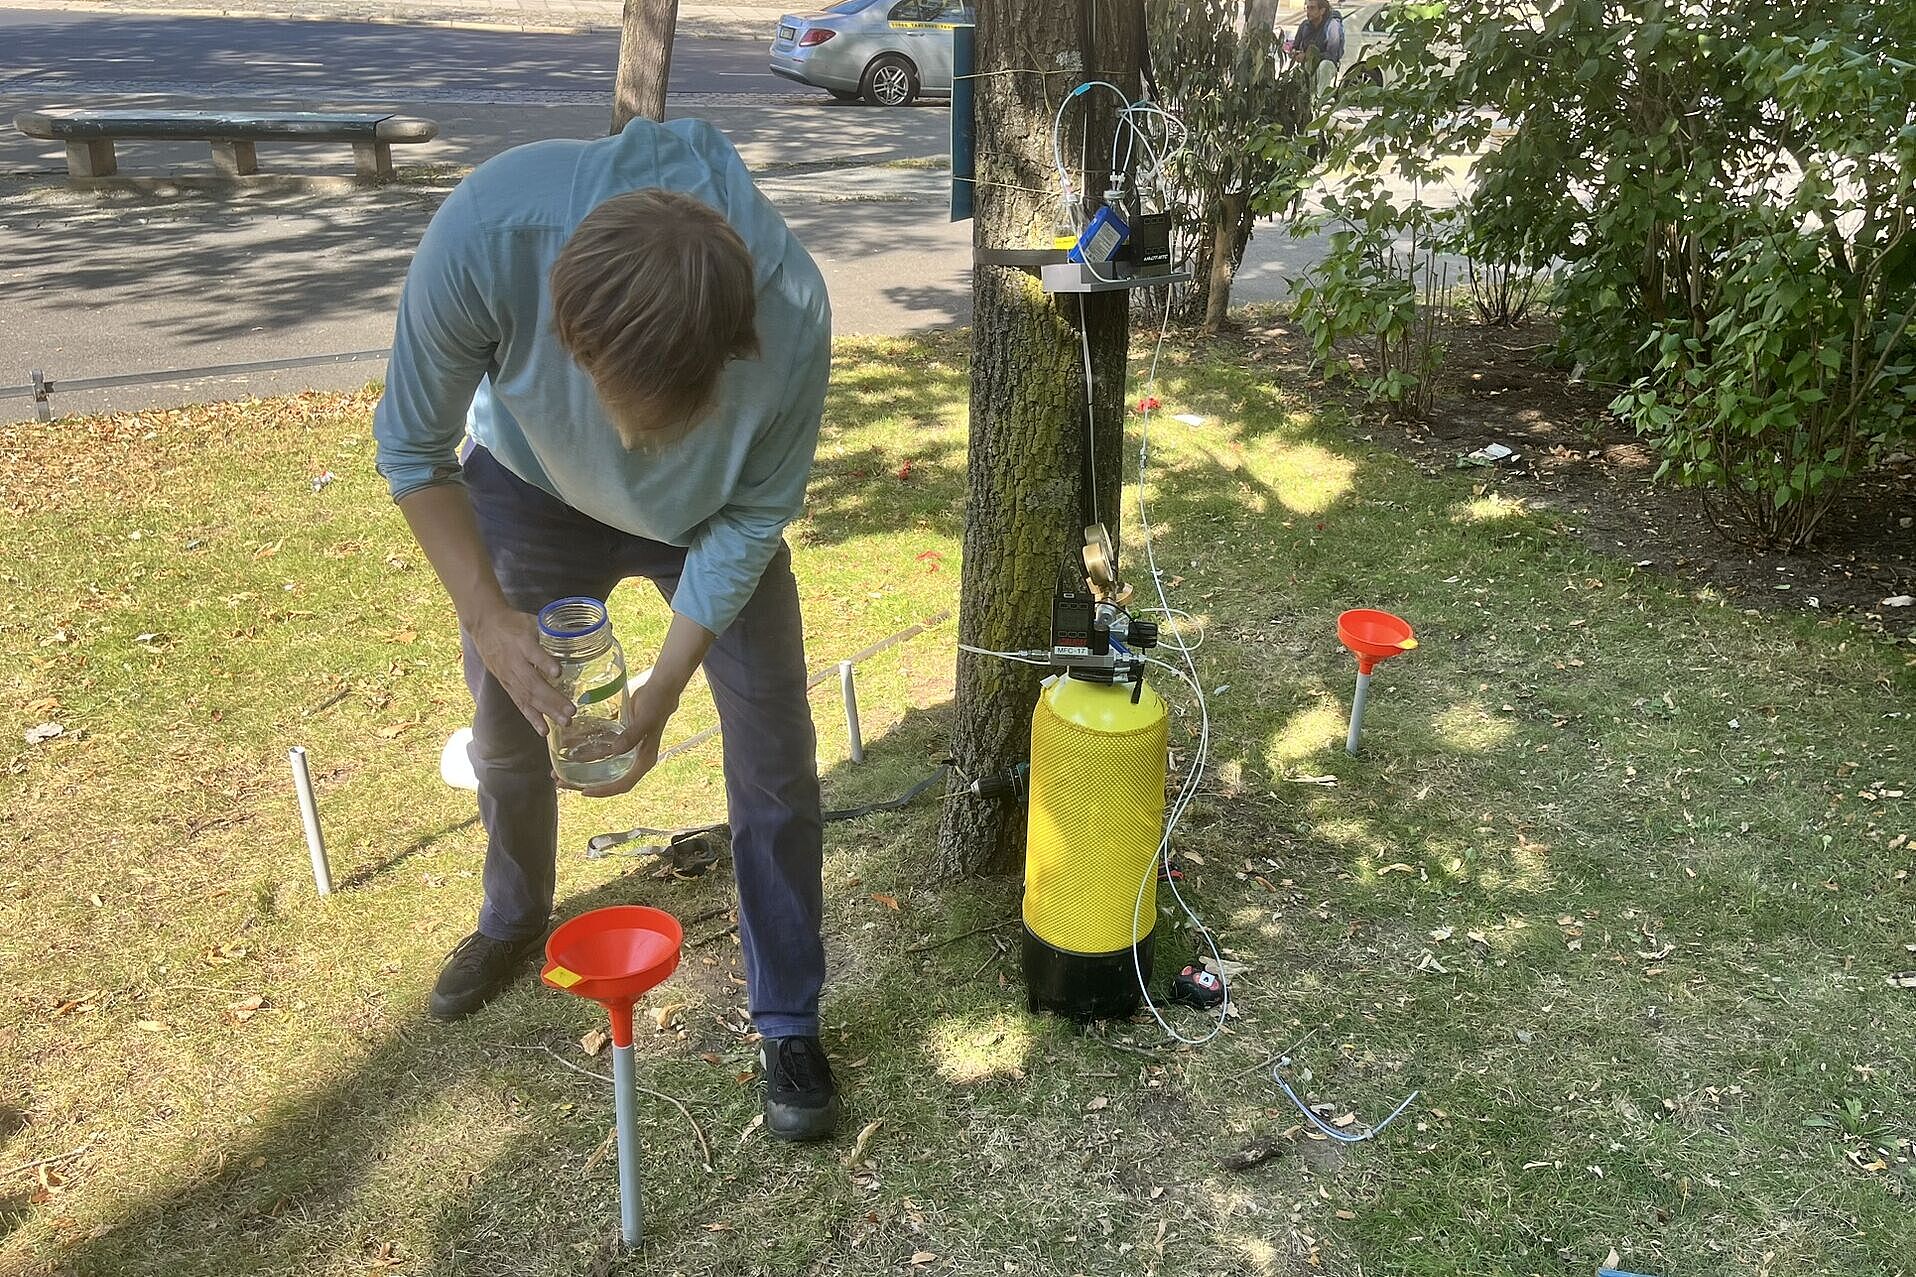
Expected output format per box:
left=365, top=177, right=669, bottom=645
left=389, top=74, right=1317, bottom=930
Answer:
left=1331, top=1113, right=1357, bottom=1129
left=135, top=1019, right=166, bottom=1033
left=869, top=893, right=901, bottom=911
left=377, top=722, right=417, bottom=739
left=1375, top=862, right=1415, bottom=876
left=227, top=994, right=264, bottom=1023
left=844, top=1118, right=884, bottom=1170
left=909, top=1252, right=937, bottom=1266
left=579, top=1028, right=610, bottom=1057
left=203, top=942, right=248, bottom=965
left=1086, top=1096, right=1109, bottom=1112
left=251, top=538, right=284, bottom=560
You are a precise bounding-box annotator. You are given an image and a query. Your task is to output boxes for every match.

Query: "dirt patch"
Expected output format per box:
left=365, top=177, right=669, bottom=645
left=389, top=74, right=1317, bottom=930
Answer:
left=1234, top=315, right=1915, bottom=639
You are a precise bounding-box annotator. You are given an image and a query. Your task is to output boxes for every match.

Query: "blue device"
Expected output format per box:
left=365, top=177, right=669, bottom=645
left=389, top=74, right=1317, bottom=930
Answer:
left=1069, top=205, right=1130, bottom=264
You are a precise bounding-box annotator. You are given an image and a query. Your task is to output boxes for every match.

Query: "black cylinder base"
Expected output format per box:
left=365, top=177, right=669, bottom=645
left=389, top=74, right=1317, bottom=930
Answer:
left=1022, top=924, right=1154, bottom=1020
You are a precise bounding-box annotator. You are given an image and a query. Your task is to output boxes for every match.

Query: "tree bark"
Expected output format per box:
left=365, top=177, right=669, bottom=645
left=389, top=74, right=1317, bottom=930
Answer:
left=1201, top=190, right=1245, bottom=333
left=611, top=0, right=681, bottom=131
left=934, top=0, right=1141, bottom=879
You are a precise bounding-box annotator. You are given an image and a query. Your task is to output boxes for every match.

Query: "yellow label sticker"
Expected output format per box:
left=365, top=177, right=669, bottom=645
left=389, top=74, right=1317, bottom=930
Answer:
left=545, top=965, right=582, bottom=989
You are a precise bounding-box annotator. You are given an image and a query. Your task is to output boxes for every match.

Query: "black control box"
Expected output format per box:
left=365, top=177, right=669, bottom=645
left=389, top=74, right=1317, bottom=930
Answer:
left=1128, top=212, right=1173, bottom=270
left=1051, top=590, right=1105, bottom=658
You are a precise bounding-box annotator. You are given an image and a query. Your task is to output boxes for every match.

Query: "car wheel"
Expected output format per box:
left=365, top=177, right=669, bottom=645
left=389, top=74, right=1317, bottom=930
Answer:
left=861, top=54, right=918, bottom=107
left=829, top=88, right=862, bottom=103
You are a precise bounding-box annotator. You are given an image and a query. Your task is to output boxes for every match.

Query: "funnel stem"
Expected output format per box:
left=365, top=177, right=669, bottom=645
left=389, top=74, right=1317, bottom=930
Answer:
left=1346, top=672, right=1372, bottom=757
left=612, top=1041, right=643, bottom=1248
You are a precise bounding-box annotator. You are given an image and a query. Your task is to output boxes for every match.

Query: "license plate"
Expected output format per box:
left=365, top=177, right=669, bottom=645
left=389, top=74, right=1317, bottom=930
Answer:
left=778, top=24, right=797, bottom=41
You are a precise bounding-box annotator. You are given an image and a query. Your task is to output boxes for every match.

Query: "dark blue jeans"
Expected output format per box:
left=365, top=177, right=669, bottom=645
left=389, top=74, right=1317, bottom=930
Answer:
left=460, top=445, right=826, bottom=1040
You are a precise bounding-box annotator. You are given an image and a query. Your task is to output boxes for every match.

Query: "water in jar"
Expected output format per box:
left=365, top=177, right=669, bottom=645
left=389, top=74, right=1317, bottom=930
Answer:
left=537, top=596, right=640, bottom=787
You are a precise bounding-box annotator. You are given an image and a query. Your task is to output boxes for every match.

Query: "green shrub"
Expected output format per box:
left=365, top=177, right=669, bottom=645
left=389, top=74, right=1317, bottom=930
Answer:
left=1262, top=0, right=1915, bottom=547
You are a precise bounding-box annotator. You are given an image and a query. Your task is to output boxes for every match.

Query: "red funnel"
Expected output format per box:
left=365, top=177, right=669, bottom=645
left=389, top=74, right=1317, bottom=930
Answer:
left=542, top=905, right=683, bottom=1047
left=1338, top=608, right=1418, bottom=676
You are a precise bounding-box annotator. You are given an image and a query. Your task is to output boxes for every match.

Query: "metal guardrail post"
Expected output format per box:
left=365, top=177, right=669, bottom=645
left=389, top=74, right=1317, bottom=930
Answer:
left=4, top=349, right=392, bottom=418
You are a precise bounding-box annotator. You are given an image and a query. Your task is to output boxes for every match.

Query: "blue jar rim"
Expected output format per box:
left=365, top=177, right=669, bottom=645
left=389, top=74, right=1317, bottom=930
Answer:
left=536, top=596, right=610, bottom=640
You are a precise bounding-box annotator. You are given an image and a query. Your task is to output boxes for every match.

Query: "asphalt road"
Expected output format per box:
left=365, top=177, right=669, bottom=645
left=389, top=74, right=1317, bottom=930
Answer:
left=0, top=6, right=1389, bottom=421
left=0, top=6, right=810, bottom=103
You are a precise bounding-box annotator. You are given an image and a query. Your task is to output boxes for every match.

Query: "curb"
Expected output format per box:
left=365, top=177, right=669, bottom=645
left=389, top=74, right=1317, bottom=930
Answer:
left=0, top=0, right=774, bottom=38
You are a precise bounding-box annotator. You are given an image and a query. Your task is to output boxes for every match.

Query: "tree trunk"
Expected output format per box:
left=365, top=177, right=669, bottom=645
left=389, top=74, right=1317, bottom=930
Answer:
left=610, top=0, right=681, bottom=131
left=934, top=1, right=1141, bottom=879
left=1201, top=190, right=1246, bottom=333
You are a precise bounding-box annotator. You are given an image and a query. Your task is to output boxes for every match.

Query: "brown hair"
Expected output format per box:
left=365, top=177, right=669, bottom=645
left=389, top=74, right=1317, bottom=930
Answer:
left=550, top=188, right=760, bottom=444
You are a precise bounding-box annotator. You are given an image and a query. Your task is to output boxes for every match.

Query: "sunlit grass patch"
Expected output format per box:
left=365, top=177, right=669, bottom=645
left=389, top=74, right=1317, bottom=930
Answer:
left=1, top=325, right=1910, bottom=1277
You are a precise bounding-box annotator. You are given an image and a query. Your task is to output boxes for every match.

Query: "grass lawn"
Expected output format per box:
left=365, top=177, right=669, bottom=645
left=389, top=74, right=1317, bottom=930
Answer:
left=1, top=328, right=1911, bottom=1277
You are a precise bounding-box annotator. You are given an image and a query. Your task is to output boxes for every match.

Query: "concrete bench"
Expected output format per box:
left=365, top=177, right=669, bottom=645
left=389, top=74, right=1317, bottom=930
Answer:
left=14, top=109, right=439, bottom=181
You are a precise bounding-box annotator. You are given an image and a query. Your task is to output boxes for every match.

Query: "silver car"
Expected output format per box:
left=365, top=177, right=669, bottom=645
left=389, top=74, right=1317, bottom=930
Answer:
left=769, top=0, right=975, bottom=107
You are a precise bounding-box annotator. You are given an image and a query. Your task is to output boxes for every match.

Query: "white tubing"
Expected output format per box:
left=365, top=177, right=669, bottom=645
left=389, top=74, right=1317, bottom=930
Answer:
left=612, top=1042, right=642, bottom=1248
left=288, top=746, right=332, bottom=897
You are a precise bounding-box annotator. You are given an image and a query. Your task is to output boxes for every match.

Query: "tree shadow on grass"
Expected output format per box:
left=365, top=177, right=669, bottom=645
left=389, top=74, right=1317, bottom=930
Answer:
left=21, top=335, right=1710, bottom=1277
left=30, top=700, right=974, bottom=1277
left=799, top=333, right=971, bottom=550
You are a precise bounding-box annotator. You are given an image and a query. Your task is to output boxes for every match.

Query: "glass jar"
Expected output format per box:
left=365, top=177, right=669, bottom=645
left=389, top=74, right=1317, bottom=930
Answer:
left=537, top=596, right=640, bottom=787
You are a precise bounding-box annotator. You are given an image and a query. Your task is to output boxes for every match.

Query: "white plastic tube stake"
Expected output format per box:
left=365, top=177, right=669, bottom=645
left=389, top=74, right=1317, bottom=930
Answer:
left=611, top=1041, right=643, bottom=1248
left=288, top=746, right=333, bottom=896
left=1345, top=672, right=1372, bottom=757
left=839, top=659, right=864, bottom=764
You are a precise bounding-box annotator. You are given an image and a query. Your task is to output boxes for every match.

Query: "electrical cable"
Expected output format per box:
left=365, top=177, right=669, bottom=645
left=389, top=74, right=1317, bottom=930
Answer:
left=586, top=770, right=950, bottom=858
left=1122, top=289, right=1229, bottom=1046
left=957, top=642, right=1055, bottom=666
left=1270, top=1061, right=1421, bottom=1144
left=1077, top=293, right=1099, bottom=530
left=1051, top=80, right=1134, bottom=223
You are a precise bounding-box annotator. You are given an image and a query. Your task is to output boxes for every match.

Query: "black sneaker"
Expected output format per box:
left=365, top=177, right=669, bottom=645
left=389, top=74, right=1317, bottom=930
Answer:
left=428, top=930, right=542, bottom=1021
left=760, top=1036, right=841, bottom=1142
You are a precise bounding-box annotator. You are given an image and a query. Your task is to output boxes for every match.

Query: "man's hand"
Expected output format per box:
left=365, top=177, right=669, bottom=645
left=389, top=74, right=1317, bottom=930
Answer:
left=396, top=483, right=571, bottom=735
left=471, top=607, right=572, bottom=735
left=559, top=684, right=678, bottom=798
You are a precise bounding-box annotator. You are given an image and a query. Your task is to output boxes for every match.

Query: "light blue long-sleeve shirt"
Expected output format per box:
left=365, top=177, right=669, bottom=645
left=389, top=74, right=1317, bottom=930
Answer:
left=373, top=117, right=831, bottom=637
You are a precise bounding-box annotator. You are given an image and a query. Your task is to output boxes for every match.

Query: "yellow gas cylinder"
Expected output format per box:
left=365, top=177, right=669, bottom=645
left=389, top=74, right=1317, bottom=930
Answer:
left=1022, top=671, right=1168, bottom=1018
